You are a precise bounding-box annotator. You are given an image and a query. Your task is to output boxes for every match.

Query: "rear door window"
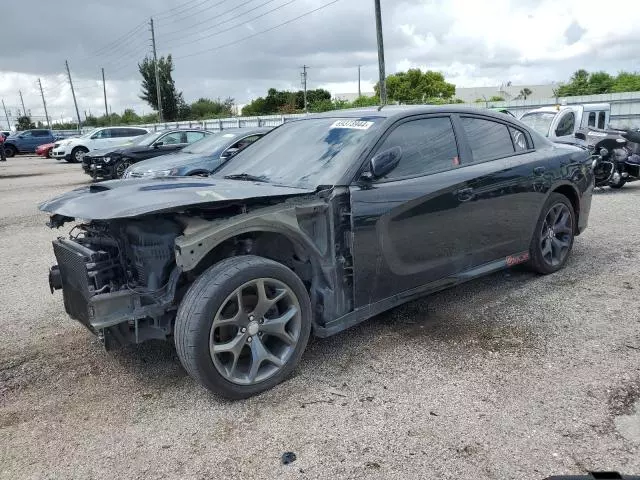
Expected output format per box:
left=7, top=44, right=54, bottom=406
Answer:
left=460, top=117, right=515, bottom=162
left=588, top=112, right=596, bottom=127
left=186, top=131, right=206, bottom=143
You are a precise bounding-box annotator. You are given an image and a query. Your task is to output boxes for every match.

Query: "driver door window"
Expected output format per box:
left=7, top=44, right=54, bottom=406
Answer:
left=555, top=112, right=575, bottom=137
left=157, top=132, right=184, bottom=145
left=374, top=117, right=459, bottom=181
left=234, top=135, right=261, bottom=151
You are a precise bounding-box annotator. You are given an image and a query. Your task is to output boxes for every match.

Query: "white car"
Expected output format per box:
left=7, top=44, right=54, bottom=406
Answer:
left=52, top=126, right=149, bottom=163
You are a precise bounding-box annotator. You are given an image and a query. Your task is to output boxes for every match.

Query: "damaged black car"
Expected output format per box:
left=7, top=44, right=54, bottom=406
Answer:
left=41, top=106, right=594, bottom=399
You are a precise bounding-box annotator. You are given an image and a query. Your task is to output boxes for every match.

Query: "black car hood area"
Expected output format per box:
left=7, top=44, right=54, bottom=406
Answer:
left=39, top=177, right=315, bottom=221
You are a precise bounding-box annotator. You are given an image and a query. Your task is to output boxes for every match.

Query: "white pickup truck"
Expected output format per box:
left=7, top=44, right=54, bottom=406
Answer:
left=519, top=103, right=611, bottom=140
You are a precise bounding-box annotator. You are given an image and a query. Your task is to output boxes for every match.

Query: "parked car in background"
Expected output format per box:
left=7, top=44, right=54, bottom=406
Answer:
left=2, top=129, right=57, bottom=157
left=41, top=106, right=593, bottom=398
left=520, top=103, right=610, bottom=141
left=36, top=142, right=56, bottom=158
left=52, top=126, right=149, bottom=163
left=1, top=130, right=11, bottom=139
left=123, top=127, right=271, bottom=178
left=83, top=129, right=212, bottom=180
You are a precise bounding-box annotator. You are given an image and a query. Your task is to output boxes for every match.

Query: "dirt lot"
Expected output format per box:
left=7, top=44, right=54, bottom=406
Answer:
left=1, top=156, right=639, bottom=480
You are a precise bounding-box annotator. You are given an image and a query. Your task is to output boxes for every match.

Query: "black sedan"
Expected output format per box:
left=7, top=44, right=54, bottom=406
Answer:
left=123, top=127, right=271, bottom=178
left=41, top=106, right=593, bottom=399
left=82, top=129, right=211, bottom=179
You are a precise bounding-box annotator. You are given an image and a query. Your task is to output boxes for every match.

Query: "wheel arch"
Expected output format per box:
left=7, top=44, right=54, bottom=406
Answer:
left=548, top=181, right=580, bottom=233
left=175, top=204, right=338, bottom=330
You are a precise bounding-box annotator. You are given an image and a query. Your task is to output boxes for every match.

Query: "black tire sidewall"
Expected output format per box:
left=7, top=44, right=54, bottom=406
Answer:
left=114, top=160, right=130, bottom=178
left=175, top=256, right=312, bottom=399
left=529, top=193, right=576, bottom=274
left=4, top=145, right=16, bottom=157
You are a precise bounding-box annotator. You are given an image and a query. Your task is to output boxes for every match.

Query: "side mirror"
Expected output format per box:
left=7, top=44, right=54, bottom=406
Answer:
left=153, top=141, right=163, bottom=148
left=366, top=146, right=402, bottom=179
left=574, top=131, right=587, bottom=140
left=222, top=147, right=240, bottom=158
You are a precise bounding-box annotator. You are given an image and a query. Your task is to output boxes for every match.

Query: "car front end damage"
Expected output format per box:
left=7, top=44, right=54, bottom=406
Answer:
left=48, top=218, right=182, bottom=348
left=41, top=177, right=354, bottom=349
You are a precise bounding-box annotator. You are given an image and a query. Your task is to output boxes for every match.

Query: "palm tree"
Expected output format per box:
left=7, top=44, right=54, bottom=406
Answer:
left=517, top=88, right=533, bottom=100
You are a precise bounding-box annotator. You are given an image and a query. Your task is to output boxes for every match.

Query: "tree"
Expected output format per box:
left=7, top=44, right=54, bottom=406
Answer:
left=16, top=116, right=35, bottom=130
left=241, top=88, right=332, bottom=116
left=587, top=71, right=614, bottom=94
left=489, top=96, right=505, bottom=102
left=610, top=72, right=640, bottom=93
left=189, top=97, right=234, bottom=119
left=138, top=54, right=184, bottom=121
left=376, top=69, right=456, bottom=104
left=517, top=88, right=533, bottom=100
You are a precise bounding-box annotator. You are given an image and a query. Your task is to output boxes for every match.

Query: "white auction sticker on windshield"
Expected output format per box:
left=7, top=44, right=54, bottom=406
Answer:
left=330, top=120, right=374, bottom=130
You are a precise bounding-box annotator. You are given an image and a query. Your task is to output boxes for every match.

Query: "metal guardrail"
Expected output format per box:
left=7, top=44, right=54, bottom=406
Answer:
left=53, top=91, right=640, bottom=135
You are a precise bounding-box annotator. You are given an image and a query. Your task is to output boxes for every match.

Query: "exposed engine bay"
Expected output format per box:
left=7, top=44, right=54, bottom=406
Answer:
left=49, top=218, right=183, bottom=348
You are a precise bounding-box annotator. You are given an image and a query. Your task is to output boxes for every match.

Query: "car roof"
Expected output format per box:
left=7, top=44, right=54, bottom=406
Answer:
left=213, top=127, right=273, bottom=135
left=302, top=105, right=523, bottom=123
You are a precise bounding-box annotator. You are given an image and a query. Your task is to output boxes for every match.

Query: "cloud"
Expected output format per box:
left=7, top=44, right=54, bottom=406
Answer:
left=1, top=0, right=639, bottom=124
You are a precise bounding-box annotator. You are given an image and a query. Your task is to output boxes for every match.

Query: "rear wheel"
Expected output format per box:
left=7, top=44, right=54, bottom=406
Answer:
left=528, top=193, right=575, bottom=274
left=46, top=148, right=52, bottom=159
left=175, top=255, right=312, bottom=399
left=70, top=146, right=88, bottom=163
left=4, top=145, right=16, bottom=157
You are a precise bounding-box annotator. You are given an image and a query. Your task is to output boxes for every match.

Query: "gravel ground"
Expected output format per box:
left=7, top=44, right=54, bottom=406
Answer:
left=1, top=156, right=639, bottom=480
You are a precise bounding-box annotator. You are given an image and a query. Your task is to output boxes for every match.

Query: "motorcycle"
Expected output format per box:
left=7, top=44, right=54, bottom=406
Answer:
left=564, top=127, right=640, bottom=189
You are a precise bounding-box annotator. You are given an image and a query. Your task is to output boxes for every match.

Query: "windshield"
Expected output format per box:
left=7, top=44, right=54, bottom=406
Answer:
left=182, top=132, right=238, bottom=154
left=80, top=128, right=99, bottom=138
left=215, top=117, right=381, bottom=188
left=520, top=112, right=556, bottom=137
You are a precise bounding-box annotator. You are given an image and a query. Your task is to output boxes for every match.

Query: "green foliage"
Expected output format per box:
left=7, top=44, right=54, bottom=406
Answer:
left=376, top=69, right=456, bottom=104
left=241, top=88, right=332, bottom=116
left=51, top=121, right=79, bottom=130
left=189, top=97, right=235, bottom=119
left=16, top=116, right=35, bottom=130
left=557, top=70, right=640, bottom=96
left=139, top=54, right=185, bottom=121
left=351, top=95, right=379, bottom=107
left=489, top=96, right=505, bottom=102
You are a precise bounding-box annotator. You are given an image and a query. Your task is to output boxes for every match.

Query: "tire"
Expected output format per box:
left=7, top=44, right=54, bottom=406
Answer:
left=4, top=145, right=16, bottom=158
left=114, top=159, right=130, bottom=179
left=609, top=179, right=626, bottom=189
left=46, top=149, right=52, bottom=159
left=528, top=193, right=576, bottom=274
left=175, top=255, right=312, bottom=399
left=70, top=146, right=88, bottom=163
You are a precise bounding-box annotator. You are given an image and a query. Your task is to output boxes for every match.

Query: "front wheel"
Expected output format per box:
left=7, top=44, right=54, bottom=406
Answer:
left=4, top=145, right=16, bottom=158
left=114, top=159, right=130, bottom=179
left=174, top=255, right=312, bottom=399
left=527, top=193, right=575, bottom=274
left=70, top=146, right=88, bottom=163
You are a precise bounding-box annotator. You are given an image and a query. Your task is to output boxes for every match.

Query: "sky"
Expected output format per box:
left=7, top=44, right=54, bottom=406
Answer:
left=1, top=0, right=639, bottom=125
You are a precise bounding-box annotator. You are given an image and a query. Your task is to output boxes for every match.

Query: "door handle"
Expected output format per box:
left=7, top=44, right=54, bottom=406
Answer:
left=533, top=166, right=546, bottom=176
left=457, top=187, right=475, bottom=202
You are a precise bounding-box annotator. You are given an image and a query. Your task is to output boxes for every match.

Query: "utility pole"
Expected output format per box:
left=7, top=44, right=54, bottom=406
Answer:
left=101, top=68, right=109, bottom=120
left=301, top=65, right=309, bottom=113
left=2, top=99, right=10, bottom=129
left=37, top=78, right=51, bottom=127
left=358, top=65, right=362, bottom=98
left=65, top=60, right=82, bottom=130
left=150, top=17, right=163, bottom=123
left=18, top=90, right=26, bottom=117
left=374, top=0, right=387, bottom=105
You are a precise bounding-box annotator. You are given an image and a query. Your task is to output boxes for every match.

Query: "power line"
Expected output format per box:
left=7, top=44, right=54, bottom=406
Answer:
left=174, top=0, right=341, bottom=60
left=166, top=0, right=298, bottom=51
left=161, top=0, right=266, bottom=40
left=156, top=0, right=231, bottom=26
left=154, top=0, right=212, bottom=20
